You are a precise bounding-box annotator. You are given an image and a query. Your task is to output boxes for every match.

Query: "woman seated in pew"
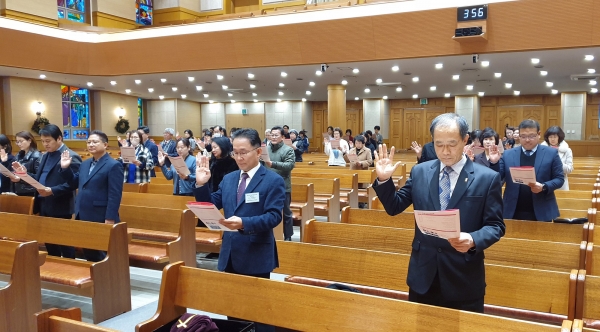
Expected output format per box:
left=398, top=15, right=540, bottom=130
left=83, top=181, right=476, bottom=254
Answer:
left=208, top=136, right=238, bottom=193
left=0, top=134, right=15, bottom=193
left=158, top=138, right=196, bottom=196
left=11, top=131, right=41, bottom=196
left=541, top=126, right=573, bottom=190
left=345, top=134, right=372, bottom=170
left=324, top=127, right=349, bottom=167
left=119, top=131, right=154, bottom=183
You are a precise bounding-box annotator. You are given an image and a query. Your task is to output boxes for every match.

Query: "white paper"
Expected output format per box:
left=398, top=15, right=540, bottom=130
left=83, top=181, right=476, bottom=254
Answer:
left=260, top=144, right=271, bottom=162
left=0, top=164, right=18, bottom=180
left=347, top=153, right=359, bottom=163
left=14, top=172, right=46, bottom=190
left=168, top=155, right=190, bottom=177
left=509, top=167, right=536, bottom=185
left=330, top=139, right=340, bottom=149
left=186, top=202, right=235, bottom=231
left=120, top=147, right=136, bottom=163
left=414, top=209, right=461, bottom=239
left=283, top=139, right=293, bottom=147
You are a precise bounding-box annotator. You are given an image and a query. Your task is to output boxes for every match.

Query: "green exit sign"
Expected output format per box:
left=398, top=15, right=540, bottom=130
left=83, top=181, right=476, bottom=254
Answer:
left=420, top=98, right=428, bottom=105
left=242, top=108, right=248, bottom=115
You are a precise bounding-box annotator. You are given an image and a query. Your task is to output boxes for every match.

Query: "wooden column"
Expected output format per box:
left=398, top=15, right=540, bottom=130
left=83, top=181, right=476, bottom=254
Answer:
left=327, top=85, right=346, bottom=128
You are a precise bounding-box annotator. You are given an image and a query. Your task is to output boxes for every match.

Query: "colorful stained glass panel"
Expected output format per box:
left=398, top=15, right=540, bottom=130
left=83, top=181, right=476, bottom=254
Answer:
left=66, top=0, right=85, bottom=12
left=67, top=11, right=85, bottom=23
left=136, top=3, right=153, bottom=26
left=58, top=9, right=65, bottom=19
left=57, top=0, right=65, bottom=6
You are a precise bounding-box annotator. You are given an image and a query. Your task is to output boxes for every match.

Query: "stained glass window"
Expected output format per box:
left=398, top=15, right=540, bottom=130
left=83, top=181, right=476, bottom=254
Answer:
left=58, top=0, right=85, bottom=23
left=136, top=0, right=153, bottom=26
left=138, top=98, right=144, bottom=127
left=61, top=85, right=90, bottom=140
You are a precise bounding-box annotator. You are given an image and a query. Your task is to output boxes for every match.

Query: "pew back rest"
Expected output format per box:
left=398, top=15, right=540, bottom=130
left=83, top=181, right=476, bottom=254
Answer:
left=292, top=171, right=358, bottom=190
left=291, top=183, right=314, bottom=203
left=581, top=273, right=600, bottom=322
left=123, top=183, right=144, bottom=193
left=292, top=178, right=339, bottom=197
left=293, top=168, right=376, bottom=184
left=121, top=192, right=190, bottom=210
left=0, top=195, right=34, bottom=214
left=0, top=240, right=25, bottom=275
left=36, top=307, right=119, bottom=332
left=119, top=205, right=192, bottom=234
left=146, top=183, right=174, bottom=195
left=341, top=207, right=414, bottom=228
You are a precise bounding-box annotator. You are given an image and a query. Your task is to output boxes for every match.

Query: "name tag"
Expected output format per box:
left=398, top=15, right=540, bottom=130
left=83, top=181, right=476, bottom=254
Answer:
left=245, top=192, right=260, bottom=203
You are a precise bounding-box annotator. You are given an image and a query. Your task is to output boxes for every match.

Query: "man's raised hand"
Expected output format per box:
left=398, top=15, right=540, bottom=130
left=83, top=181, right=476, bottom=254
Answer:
left=195, top=155, right=211, bottom=186
left=60, top=150, right=72, bottom=169
left=374, top=144, right=402, bottom=182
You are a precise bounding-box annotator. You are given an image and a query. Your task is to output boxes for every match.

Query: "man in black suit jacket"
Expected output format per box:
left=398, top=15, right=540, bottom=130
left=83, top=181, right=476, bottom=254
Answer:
left=60, top=130, right=124, bottom=262
left=374, top=113, right=505, bottom=313
left=12, top=124, right=81, bottom=258
left=411, top=140, right=438, bottom=164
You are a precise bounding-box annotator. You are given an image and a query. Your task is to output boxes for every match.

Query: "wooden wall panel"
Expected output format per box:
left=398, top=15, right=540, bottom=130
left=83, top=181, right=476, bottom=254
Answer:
left=389, top=108, right=403, bottom=150
left=480, top=106, right=496, bottom=129
left=226, top=114, right=264, bottom=137
left=547, top=105, right=561, bottom=128
left=585, top=104, right=599, bottom=140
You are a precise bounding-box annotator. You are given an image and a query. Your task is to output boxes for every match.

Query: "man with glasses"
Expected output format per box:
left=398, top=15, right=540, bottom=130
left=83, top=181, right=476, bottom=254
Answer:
left=489, top=119, right=564, bottom=221
left=265, top=126, right=296, bottom=241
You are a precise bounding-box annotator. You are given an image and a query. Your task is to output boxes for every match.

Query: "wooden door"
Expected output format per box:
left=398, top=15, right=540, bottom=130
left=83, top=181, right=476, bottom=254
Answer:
left=389, top=108, right=404, bottom=149
left=480, top=106, right=496, bottom=129
left=403, top=109, right=424, bottom=148
left=497, top=106, right=520, bottom=132
left=586, top=105, right=600, bottom=140
left=546, top=105, right=561, bottom=129
left=522, top=106, right=545, bottom=131
left=312, top=109, right=325, bottom=152
left=346, top=109, right=360, bottom=138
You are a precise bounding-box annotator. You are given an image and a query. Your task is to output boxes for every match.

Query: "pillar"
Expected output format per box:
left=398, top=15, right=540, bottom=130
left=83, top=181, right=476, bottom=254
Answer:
left=327, top=85, right=346, bottom=129
left=561, top=92, right=586, bottom=140
left=455, top=95, right=480, bottom=130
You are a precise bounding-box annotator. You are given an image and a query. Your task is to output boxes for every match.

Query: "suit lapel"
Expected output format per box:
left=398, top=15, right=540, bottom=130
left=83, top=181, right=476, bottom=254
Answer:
left=82, top=155, right=107, bottom=186
left=447, top=159, right=475, bottom=209
left=235, top=166, right=265, bottom=210
left=534, top=145, right=545, bottom=172
left=428, top=161, right=441, bottom=211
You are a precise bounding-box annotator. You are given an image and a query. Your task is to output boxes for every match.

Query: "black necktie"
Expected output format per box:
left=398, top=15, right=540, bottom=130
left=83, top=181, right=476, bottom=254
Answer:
left=525, top=150, right=532, bottom=156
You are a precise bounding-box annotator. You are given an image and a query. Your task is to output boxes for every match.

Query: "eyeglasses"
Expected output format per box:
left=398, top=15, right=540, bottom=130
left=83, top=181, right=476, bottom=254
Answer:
left=86, top=140, right=102, bottom=145
left=270, top=134, right=281, bottom=138
left=520, top=135, right=539, bottom=141
left=229, top=147, right=259, bottom=159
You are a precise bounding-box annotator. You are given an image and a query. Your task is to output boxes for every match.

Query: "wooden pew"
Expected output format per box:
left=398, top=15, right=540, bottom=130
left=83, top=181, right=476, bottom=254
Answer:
left=123, top=183, right=148, bottom=193
left=274, top=241, right=576, bottom=327
left=119, top=205, right=196, bottom=268
left=294, top=168, right=378, bottom=207
left=290, top=183, right=314, bottom=238
left=303, top=220, right=585, bottom=272
left=0, top=213, right=131, bottom=323
left=146, top=183, right=175, bottom=195
left=0, top=194, right=34, bottom=214
left=135, top=261, right=564, bottom=332
left=291, top=178, right=340, bottom=223
left=575, top=271, right=600, bottom=330
left=36, top=307, right=118, bottom=332
left=292, top=171, right=358, bottom=208
left=0, top=240, right=44, bottom=332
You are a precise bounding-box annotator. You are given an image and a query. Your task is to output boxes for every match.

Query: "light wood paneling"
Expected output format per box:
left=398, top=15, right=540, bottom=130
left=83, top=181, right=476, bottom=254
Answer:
left=389, top=108, right=403, bottom=150
left=0, top=9, right=58, bottom=26
left=226, top=114, right=264, bottom=138
left=92, top=12, right=136, bottom=30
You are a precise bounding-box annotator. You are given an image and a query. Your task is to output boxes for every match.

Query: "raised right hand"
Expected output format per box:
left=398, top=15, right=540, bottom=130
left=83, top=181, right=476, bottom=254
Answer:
left=60, top=150, right=72, bottom=169
left=0, top=149, right=7, bottom=163
left=410, top=141, right=422, bottom=159
left=195, top=155, right=212, bottom=186
left=489, top=145, right=501, bottom=164
left=374, top=144, right=402, bottom=182
left=157, top=152, right=166, bottom=166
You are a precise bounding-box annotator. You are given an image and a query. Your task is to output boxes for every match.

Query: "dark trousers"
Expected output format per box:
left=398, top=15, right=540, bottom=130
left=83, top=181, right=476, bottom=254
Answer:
left=408, top=272, right=484, bottom=313
left=43, top=214, right=76, bottom=259
left=224, top=258, right=274, bottom=332
left=283, top=192, right=293, bottom=239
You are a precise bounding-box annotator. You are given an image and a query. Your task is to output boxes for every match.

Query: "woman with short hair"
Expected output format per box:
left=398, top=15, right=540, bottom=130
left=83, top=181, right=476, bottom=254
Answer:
left=541, top=126, right=573, bottom=190
left=12, top=131, right=42, bottom=196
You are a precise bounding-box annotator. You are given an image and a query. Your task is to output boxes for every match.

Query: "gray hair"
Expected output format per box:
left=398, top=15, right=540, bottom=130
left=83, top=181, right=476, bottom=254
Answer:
left=429, top=113, right=469, bottom=139
left=164, top=128, right=175, bottom=135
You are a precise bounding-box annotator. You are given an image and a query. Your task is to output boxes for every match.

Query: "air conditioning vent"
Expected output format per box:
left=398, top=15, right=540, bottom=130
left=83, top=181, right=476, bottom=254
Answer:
left=476, top=80, right=490, bottom=83
left=462, top=68, right=479, bottom=73
left=571, top=74, right=600, bottom=81
left=336, top=67, right=354, bottom=71
left=245, top=79, right=259, bottom=83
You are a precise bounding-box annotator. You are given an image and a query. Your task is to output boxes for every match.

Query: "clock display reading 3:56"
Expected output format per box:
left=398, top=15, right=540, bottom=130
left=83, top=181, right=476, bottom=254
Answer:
left=457, top=4, right=487, bottom=22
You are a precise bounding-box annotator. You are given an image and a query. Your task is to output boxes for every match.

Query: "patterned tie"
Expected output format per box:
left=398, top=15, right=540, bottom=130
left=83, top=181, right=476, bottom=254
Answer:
left=525, top=150, right=533, bottom=156
left=88, top=159, right=97, bottom=175
left=439, top=166, right=453, bottom=210
left=237, top=173, right=249, bottom=204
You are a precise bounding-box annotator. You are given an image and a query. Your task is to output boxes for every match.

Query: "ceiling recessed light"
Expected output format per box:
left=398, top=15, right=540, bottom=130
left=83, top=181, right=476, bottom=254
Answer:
left=277, top=99, right=282, bottom=102
left=352, top=68, right=359, bottom=74
left=546, top=82, right=554, bottom=87
left=302, top=98, right=307, bottom=102
left=217, top=75, right=223, bottom=80
left=551, top=89, right=558, bottom=94
left=383, top=96, right=388, bottom=100
left=481, top=61, right=490, bottom=67
left=110, top=81, right=117, bottom=85
left=227, top=93, right=233, bottom=97
left=341, top=80, right=348, bottom=85
left=430, top=86, right=436, bottom=91
left=376, top=78, right=383, bottom=84
left=231, top=100, right=236, bottom=103
left=540, top=71, right=548, bottom=76
left=87, top=82, right=93, bottom=87
left=444, top=93, right=451, bottom=98
left=315, top=71, right=322, bottom=76
left=252, top=93, right=257, bottom=96
left=591, top=80, right=598, bottom=86
left=589, top=69, right=596, bottom=74
left=281, top=72, right=287, bottom=77
left=592, top=88, right=599, bottom=93
left=250, top=84, right=256, bottom=89
left=391, top=66, right=399, bottom=72
left=39, top=74, right=46, bottom=79
left=354, top=97, right=359, bottom=100
left=466, top=85, right=473, bottom=90
left=159, top=95, right=165, bottom=100
left=222, top=85, right=228, bottom=90
left=531, top=58, right=540, bottom=64
left=135, top=80, right=141, bottom=84
left=148, top=88, right=154, bottom=93
left=208, top=100, right=214, bottom=103
left=279, top=83, right=285, bottom=87
left=161, top=78, right=167, bottom=83
left=196, top=86, right=203, bottom=91
left=248, top=73, right=255, bottom=79
left=478, top=92, right=485, bottom=96
left=586, top=55, right=595, bottom=61
left=364, top=88, right=370, bottom=93
left=412, top=94, right=418, bottom=99
left=494, top=73, right=502, bottom=78
left=435, top=63, right=443, bottom=69
left=125, top=89, right=131, bottom=94
left=412, top=77, right=419, bottom=82
left=513, top=90, right=520, bottom=96
left=309, top=82, right=315, bottom=87
left=505, top=83, right=513, bottom=88
left=254, top=99, right=259, bottom=102
left=278, top=91, right=284, bottom=96
left=172, top=87, right=178, bottom=91
left=396, top=87, right=402, bottom=92
left=306, top=91, right=311, bottom=95
left=452, top=75, right=460, bottom=80
left=188, top=77, right=195, bottom=82
left=181, top=94, right=187, bottom=98
left=203, top=94, right=209, bottom=98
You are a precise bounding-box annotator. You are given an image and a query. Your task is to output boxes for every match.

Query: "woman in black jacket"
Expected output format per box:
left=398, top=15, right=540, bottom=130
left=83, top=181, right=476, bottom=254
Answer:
left=0, top=134, right=16, bottom=193
left=208, top=136, right=239, bottom=193
left=11, top=131, right=42, bottom=196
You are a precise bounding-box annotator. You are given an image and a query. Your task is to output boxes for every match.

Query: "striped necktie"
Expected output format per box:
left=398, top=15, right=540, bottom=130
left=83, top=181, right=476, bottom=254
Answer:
left=439, top=166, right=453, bottom=211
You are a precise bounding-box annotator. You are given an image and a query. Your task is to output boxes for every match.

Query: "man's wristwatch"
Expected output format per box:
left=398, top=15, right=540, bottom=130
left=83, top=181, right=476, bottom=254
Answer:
left=542, top=183, right=548, bottom=192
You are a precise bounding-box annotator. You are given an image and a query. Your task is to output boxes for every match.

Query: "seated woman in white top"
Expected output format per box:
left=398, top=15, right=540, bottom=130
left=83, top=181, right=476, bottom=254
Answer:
left=541, top=126, right=573, bottom=190
left=324, top=127, right=349, bottom=166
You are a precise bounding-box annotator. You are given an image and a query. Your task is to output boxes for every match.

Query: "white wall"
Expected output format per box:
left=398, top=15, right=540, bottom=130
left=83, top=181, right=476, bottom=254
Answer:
left=363, top=99, right=381, bottom=133
left=562, top=92, right=585, bottom=140
left=226, top=102, right=264, bottom=115
left=265, top=101, right=302, bottom=131
left=201, top=103, right=226, bottom=130
left=147, top=100, right=176, bottom=137
left=4, top=0, right=56, bottom=20
left=176, top=99, right=201, bottom=136
left=92, top=91, right=139, bottom=136
left=455, top=95, right=480, bottom=131
left=92, top=0, right=136, bottom=20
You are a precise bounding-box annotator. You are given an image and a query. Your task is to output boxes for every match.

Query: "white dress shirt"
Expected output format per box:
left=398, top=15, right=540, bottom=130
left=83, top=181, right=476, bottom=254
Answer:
left=238, top=162, right=261, bottom=187
left=439, top=154, right=467, bottom=195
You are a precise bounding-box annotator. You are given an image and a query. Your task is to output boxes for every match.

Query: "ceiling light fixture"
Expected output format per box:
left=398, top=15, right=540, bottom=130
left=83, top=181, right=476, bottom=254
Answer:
left=354, top=97, right=359, bottom=100
left=217, top=75, right=223, bottom=80
left=494, top=73, right=502, bottom=78
left=513, top=90, right=520, bottom=95
left=478, top=92, right=485, bottom=96
left=279, top=83, right=285, bottom=87
left=466, top=85, right=473, bottom=90
left=589, top=69, right=596, bottom=74
left=161, top=78, right=167, bottom=83
left=148, top=88, right=154, bottom=92
left=203, top=94, right=209, bottom=98
left=383, top=96, right=388, bottom=100
left=591, top=80, right=598, bottom=86
left=412, top=77, right=419, bottom=82
left=302, top=98, right=307, bottom=102
left=248, top=73, right=255, bottom=78
left=281, top=72, right=287, bottom=77
left=278, top=91, right=284, bottom=96
left=172, top=87, right=178, bottom=91
left=135, top=80, right=141, bottom=84
left=87, top=82, right=93, bottom=87
left=306, top=91, right=311, bottom=95
left=222, top=85, right=228, bottom=90
left=444, top=93, right=451, bottom=98
left=254, top=99, right=259, bottom=102
left=159, top=95, right=165, bottom=100
left=396, top=87, right=402, bottom=92
left=412, top=94, right=418, bottom=99
left=309, top=82, right=315, bottom=87
left=551, top=89, right=558, bottom=94
left=110, top=81, right=117, bottom=85
left=341, top=80, right=348, bottom=85
left=39, top=74, right=46, bottom=79
left=505, top=83, right=513, bottom=88
left=252, top=93, right=257, bottom=96
left=531, top=58, right=540, bottom=64
left=231, top=100, right=236, bottom=103
left=364, top=88, right=370, bottom=93
left=315, top=71, right=322, bottom=76
left=181, top=94, right=187, bottom=98
left=585, top=55, right=595, bottom=61
left=352, top=68, right=359, bottom=74
left=546, top=82, right=554, bottom=87
left=188, top=77, right=195, bottom=82
left=540, top=71, right=548, bottom=76
left=125, top=89, right=131, bottom=94
left=196, top=86, right=203, bottom=91
left=227, top=93, right=233, bottom=97
left=391, top=66, right=399, bottom=72
left=435, top=63, right=443, bottom=69
left=250, top=84, right=256, bottom=89
left=277, top=99, right=282, bottom=102
left=376, top=78, right=383, bottom=84
left=481, top=61, right=490, bottom=67
left=453, top=75, right=460, bottom=80
left=430, top=86, right=436, bottom=91
left=592, top=88, right=599, bottom=93
left=208, top=100, right=214, bottom=103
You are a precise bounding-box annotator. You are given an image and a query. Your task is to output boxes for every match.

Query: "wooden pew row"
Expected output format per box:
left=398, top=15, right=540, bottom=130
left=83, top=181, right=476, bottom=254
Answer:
left=134, top=261, right=565, bottom=332
left=292, top=171, right=358, bottom=208
left=302, top=220, right=586, bottom=272
left=0, top=194, right=34, bottom=214
left=0, top=240, right=44, bottom=332
left=575, top=270, right=600, bottom=330
left=274, top=241, right=576, bottom=327
left=341, top=207, right=593, bottom=244
left=36, top=307, right=118, bottom=332
left=293, top=168, right=377, bottom=207
left=291, top=178, right=340, bottom=223
left=290, top=183, right=315, bottom=238
left=120, top=205, right=196, bottom=269
left=0, top=213, right=131, bottom=323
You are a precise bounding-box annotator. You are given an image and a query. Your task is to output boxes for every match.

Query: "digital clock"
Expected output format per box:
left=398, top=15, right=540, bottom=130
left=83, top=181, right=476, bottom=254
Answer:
left=457, top=4, right=487, bottom=22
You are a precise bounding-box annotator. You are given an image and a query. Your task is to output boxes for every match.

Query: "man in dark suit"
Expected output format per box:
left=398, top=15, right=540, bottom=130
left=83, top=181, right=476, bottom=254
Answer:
left=411, top=140, right=438, bottom=164
left=373, top=113, right=504, bottom=313
left=489, top=119, right=564, bottom=221
left=12, top=124, right=81, bottom=259
left=160, top=127, right=178, bottom=168
left=59, top=130, right=124, bottom=262
left=138, top=126, right=158, bottom=177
